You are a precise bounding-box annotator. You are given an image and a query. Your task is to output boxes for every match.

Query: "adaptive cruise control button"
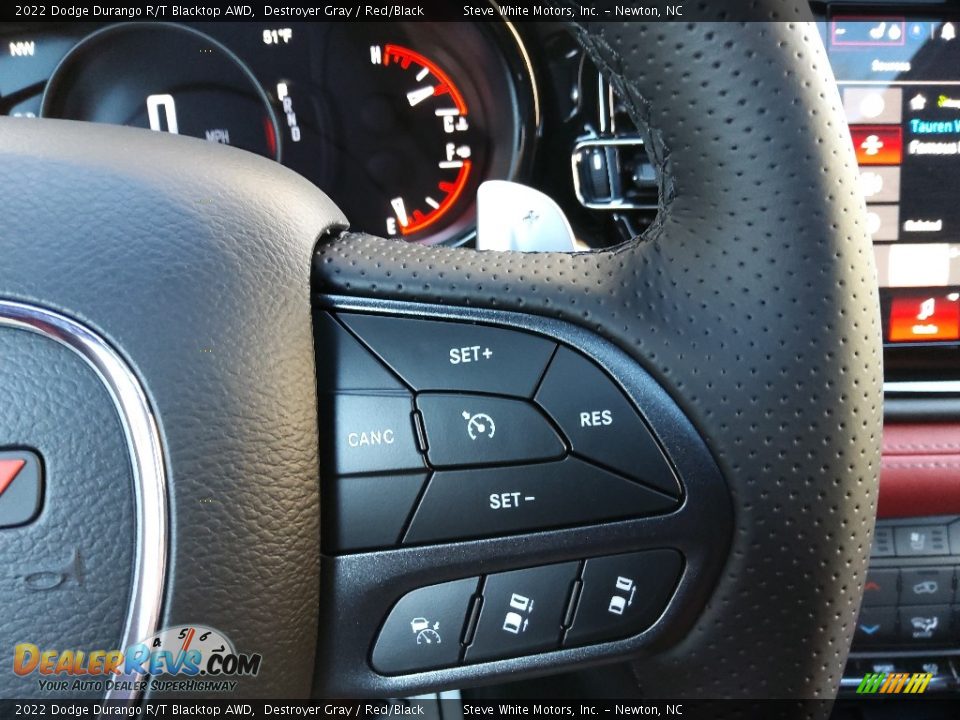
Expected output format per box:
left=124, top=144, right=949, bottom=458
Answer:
left=465, top=562, right=579, bottom=662
left=338, top=313, right=556, bottom=397
left=565, top=550, right=683, bottom=646
left=417, top=393, right=565, bottom=468
left=321, top=394, right=424, bottom=476
left=535, top=347, right=680, bottom=497
left=372, top=577, right=478, bottom=674
left=403, top=458, right=678, bottom=544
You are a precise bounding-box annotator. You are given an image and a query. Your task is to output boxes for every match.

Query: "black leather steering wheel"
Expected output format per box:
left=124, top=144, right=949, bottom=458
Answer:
left=0, top=12, right=881, bottom=703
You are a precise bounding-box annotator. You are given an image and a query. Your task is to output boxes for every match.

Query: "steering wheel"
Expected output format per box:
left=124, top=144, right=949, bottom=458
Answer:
left=0, top=12, right=881, bottom=703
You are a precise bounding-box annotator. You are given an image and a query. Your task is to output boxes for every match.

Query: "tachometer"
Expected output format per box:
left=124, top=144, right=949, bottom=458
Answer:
left=373, top=43, right=474, bottom=239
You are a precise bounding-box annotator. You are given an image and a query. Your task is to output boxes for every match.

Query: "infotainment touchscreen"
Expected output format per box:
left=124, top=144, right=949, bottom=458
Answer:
left=823, top=15, right=960, bottom=346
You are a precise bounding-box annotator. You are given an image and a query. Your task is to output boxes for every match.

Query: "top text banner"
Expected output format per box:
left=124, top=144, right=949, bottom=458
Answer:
left=5, top=1, right=820, bottom=24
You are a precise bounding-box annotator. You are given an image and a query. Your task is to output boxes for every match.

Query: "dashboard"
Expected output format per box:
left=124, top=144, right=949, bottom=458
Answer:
left=0, top=19, right=655, bottom=251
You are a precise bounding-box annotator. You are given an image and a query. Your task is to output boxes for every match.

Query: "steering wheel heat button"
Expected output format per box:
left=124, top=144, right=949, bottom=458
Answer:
left=417, top=393, right=565, bottom=468
left=535, top=347, right=681, bottom=498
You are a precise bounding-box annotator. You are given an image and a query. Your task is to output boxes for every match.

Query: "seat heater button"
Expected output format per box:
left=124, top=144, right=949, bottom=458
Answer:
left=565, top=550, right=683, bottom=646
left=338, top=313, right=556, bottom=397
left=372, top=577, right=478, bottom=674
left=535, top=347, right=680, bottom=497
left=403, top=458, right=678, bottom=545
left=322, top=394, right=424, bottom=476
left=417, top=393, right=565, bottom=468
left=894, top=525, right=950, bottom=556
left=465, top=563, right=579, bottom=662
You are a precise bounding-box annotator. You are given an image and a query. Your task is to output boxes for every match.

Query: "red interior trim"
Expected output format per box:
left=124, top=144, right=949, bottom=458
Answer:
left=879, top=423, right=960, bottom=518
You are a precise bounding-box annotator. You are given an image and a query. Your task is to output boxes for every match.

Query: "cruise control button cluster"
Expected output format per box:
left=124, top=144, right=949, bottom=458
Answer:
left=316, top=312, right=684, bottom=553
left=371, top=550, right=683, bottom=674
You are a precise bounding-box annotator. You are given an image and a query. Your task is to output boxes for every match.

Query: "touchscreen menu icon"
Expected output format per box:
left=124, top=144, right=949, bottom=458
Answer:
left=889, top=294, right=960, bottom=342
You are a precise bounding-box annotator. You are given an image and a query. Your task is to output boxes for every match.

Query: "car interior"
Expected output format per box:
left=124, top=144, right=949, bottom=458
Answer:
left=2, top=2, right=960, bottom=715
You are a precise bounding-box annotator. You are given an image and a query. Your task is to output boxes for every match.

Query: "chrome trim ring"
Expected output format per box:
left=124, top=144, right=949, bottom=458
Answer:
left=0, top=300, right=167, bottom=703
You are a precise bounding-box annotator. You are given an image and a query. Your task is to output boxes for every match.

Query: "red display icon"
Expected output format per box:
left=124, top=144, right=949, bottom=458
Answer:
left=851, top=126, right=903, bottom=166
left=889, top=295, right=960, bottom=342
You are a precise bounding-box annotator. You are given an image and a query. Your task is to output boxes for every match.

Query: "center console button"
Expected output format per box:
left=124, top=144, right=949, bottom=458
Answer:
left=855, top=606, right=897, bottom=645
left=898, top=605, right=952, bottom=644
left=372, top=577, right=478, bottom=674
left=403, top=458, right=678, bottom=545
left=338, top=313, right=556, bottom=397
left=894, top=525, right=950, bottom=556
left=862, top=568, right=899, bottom=607
left=417, top=393, right=565, bottom=468
left=322, top=394, right=424, bottom=476
left=900, top=567, right=955, bottom=605
left=535, top=347, right=680, bottom=497
left=465, top=563, right=579, bottom=662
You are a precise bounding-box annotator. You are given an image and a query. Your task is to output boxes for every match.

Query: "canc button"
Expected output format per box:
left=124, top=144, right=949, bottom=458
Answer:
left=535, top=347, right=680, bottom=497
left=565, top=550, right=682, bottom=646
left=323, top=394, right=424, bottom=476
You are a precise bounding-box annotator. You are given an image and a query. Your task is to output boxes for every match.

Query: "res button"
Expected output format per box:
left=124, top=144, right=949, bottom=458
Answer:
left=535, top=347, right=680, bottom=497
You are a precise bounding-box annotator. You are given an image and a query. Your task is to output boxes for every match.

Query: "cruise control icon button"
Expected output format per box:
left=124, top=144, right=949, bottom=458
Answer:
left=418, top=394, right=565, bottom=468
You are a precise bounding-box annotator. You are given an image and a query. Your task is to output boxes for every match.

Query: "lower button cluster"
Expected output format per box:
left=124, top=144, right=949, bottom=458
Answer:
left=371, top=550, right=683, bottom=674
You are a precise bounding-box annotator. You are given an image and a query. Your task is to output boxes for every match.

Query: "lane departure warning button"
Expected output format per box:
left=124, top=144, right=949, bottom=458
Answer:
left=338, top=313, right=556, bottom=397
left=535, top=347, right=681, bottom=497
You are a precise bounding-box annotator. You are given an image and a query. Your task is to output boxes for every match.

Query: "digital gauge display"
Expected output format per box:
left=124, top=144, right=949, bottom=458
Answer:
left=27, top=21, right=532, bottom=246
